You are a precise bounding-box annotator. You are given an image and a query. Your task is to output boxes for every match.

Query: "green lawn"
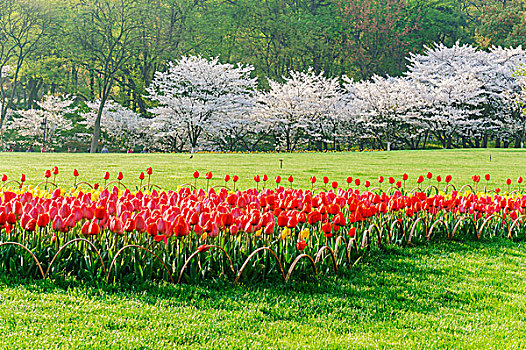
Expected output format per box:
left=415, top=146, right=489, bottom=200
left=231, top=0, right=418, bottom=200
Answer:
left=2, top=149, right=526, bottom=349
left=2, top=240, right=526, bottom=349
left=2, top=148, right=526, bottom=189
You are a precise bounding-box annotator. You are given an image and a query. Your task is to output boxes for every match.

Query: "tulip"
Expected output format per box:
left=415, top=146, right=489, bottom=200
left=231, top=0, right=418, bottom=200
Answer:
left=485, top=174, right=490, bottom=181
left=348, top=227, right=356, bottom=238
left=436, top=175, right=441, bottom=183
left=331, top=181, right=338, bottom=189
left=139, top=172, right=145, bottom=180
left=402, top=173, right=408, bottom=181
left=1, top=174, right=6, bottom=182
left=37, top=213, right=50, bottom=227
left=52, top=216, right=65, bottom=232
left=275, top=176, right=281, bottom=184
left=346, top=177, right=352, bottom=184
left=254, top=175, right=260, bottom=183
left=426, top=172, right=432, bottom=179
left=89, top=222, right=100, bottom=235
left=44, top=170, right=51, bottom=178
left=20, top=174, right=26, bottom=183
left=52, top=166, right=59, bottom=175
left=224, top=174, right=230, bottom=182
left=288, top=175, right=293, bottom=183
left=378, top=176, right=384, bottom=183
left=296, top=240, right=307, bottom=251
left=323, top=176, right=329, bottom=184
left=146, top=167, right=153, bottom=175
left=310, top=176, right=317, bottom=184
left=364, top=180, right=370, bottom=188
left=73, top=169, right=79, bottom=177
left=354, top=178, right=360, bottom=186
left=262, top=174, right=268, bottom=182
left=417, top=176, right=424, bottom=184
left=117, top=172, right=123, bottom=181
left=206, top=172, right=213, bottom=180
left=193, top=171, right=200, bottom=179
left=104, top=171, right=110, bottom=180
left=518, top=176, right=523, bottom=184
left=388, top=177, right=395, bottom=184
left=445, top=175, right=452, bottom=183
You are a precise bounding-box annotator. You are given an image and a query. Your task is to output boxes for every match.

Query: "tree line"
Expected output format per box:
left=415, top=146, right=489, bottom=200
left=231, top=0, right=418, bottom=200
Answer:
left=0, top=0, right=525, bottom=152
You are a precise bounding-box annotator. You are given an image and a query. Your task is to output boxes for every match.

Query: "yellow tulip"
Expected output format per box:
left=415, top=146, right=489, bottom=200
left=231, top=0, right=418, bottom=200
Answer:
left=280, top=227, right=291, bottom=240
left=299, top=228, right=310, bottom=240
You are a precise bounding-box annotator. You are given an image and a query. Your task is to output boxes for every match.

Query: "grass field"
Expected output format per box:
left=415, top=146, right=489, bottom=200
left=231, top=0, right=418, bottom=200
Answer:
left=2, top=149, right=526, bottom=349
left=2, top=148, right=526, bottom=189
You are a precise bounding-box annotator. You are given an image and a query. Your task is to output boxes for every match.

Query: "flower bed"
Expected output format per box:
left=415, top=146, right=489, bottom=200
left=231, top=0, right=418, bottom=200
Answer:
left=0, top=168, right=523, bottom=284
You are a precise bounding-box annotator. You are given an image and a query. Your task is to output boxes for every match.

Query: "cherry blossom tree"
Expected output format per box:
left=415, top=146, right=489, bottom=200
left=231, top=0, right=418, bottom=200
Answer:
left=343, top=75, right=428, bottom=150
left=407, top=42, right=526, bottom=148
left=8, top=94, right=76, bottom=148
left=146, top=56, right=257, bottom=152
left=256, top=69, right=344, bottom=151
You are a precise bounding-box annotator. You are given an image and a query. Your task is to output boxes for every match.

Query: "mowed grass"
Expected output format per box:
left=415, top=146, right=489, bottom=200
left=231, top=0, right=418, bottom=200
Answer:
left=2, top=148, right=526, bottom=189
left=2, top=149, right=526, bottom=349
left=2, top=240, right=526, bottom=349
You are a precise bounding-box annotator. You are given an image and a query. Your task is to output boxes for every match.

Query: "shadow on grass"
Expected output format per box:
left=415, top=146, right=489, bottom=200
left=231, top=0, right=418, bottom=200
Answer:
left=1, top=237, right=524, bottom=324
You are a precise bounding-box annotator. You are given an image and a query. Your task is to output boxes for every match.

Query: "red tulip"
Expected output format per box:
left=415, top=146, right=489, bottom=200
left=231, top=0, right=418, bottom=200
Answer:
left=193, top=171, right=200, bottom=179
left=518, top=176, right=523, bottom=184
left=73, top=169, right=79, bottom=177
left=275, top=176, right=281, bottom=184
left=426, top=172, right=432, bottom=179
left=117, top=172, right=123, bottom=181
left=354, top=178, right=360, bottom=186
left=348, top=227, right=356, bottom=238
left=417, top=176, right=424, bottom=184
left=378, top=176, right=384, bottom=183
left=288, top=175, right=293, bottom=183
left=323, top=176, right=329, bottom=184
left=89, top=222, right=100, bottom=235
left=445, top=175, right=452, bottom=183
left=436, top=175, right=441, bottom=182
left=331, top=181, right=338, bottom=189
left=147, top=222, right=157, bottom=236
left=364, top=180, right=370, bottom=188
left=1, top=174, right=6, bottom=182
left=37, top=213, right=50, bottom=227
left=205, top=172, right=213, bottom=180
left=254, top=175, right=261, bottom=183
left=262, top=174, right=268, bottom=182
left=20, top=174, right=26, bottom=183
left=94, top=183, right=99, bottom=189
left=104, top=171, right=110, bottom=180
left=233, top=175, right=239, bottom=182
left=139, top=172, right=145, bottom=180
left=402, top=173, right=408, bottom=181
left=52, top=166, right=59, bottom=175
left=310, top=176, right=317, bottom=184
left=388, top=177, right=395, bottom=184
left=224, top=174, right=231, bottom=182
left=52, top=216, right=65, bottom=232
left=24, top=218, right=37, bottom=232
left=146, top=167, right=153, bottom=175
left=296, top=240, right=307, bottom=251
left=506, top=178, right=512, bottom=185
left=346, top=177, right=352, bottom=184
left=44, top=170, right=51, bottom=178
left=485, top=174, right=490, bottom=181
left=396, top=181, right=402, bottom=188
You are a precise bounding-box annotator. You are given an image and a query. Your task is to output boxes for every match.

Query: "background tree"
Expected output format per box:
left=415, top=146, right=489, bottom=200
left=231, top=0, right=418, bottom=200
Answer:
left=146, top=56, right=257, bottom=152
